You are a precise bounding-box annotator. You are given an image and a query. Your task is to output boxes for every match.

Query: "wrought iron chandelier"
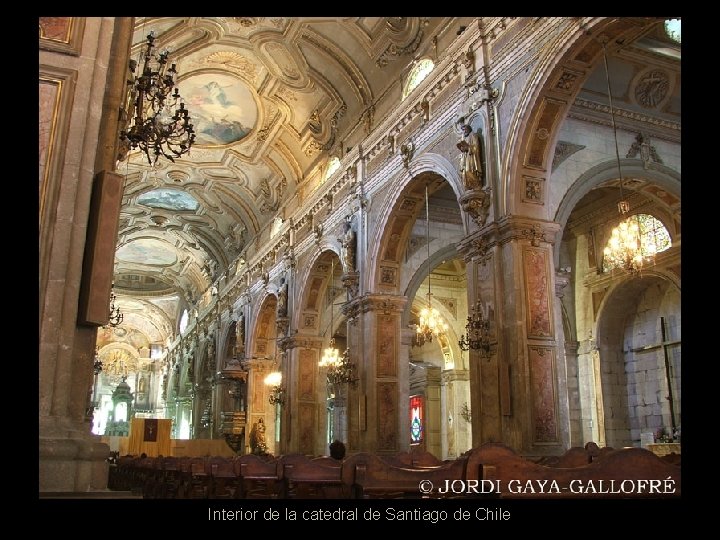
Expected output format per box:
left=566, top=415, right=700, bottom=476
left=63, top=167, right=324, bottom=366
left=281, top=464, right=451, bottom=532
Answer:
left=413, top=185, right=448, bottom=347
left=600, top=42, right=655, bottom=275
left=458, top=300, right=490, bottom=356
left=264, top=371, right=285, bottom=405
left=106, top=282, right=123, bottom=328
left=120, top=31, right=195, bottom=164
left=318, top=258, right=356, bottom=386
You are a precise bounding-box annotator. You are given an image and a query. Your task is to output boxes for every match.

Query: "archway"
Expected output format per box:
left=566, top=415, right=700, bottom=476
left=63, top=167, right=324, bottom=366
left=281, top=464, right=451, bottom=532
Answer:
left=246, top=294, right=279, bottom=455
left=363, top=170, right=466, bottom=455
left=292, top=249, right=345, bottom=456
left=596, top=275, right=681, bottom=447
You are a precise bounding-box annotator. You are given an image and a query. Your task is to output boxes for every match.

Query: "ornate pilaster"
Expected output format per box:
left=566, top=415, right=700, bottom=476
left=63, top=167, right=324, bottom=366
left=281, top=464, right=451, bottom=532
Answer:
left=458, top=216, right=566, bottom=454
left=343, top=293, right=408, bottom=453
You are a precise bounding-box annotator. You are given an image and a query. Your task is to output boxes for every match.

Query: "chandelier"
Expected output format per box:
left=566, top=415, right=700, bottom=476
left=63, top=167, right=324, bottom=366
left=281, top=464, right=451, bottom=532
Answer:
left=458, top=301, right=490, bottom=356
left=106, top=283, right=123, bottom=328
left=600, top=42, right=654, bottom=275
left=264, top=370, right=285, bottom=405
left=413, top=185, right=449, bottom=347
left=318, top=258, right=357, bottom=386
left=120, top=31, right=195, bottom=165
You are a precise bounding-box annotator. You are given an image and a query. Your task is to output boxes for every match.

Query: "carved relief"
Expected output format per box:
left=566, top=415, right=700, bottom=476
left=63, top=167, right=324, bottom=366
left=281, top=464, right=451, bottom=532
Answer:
left=523, top=248, right=553, bottom=339
left=380, top=266, right=397, bottom=286
left=205, top=51, right=258, bottom=81
left=633, top=69, right=670, bottom=109
left=552, top=141, right=586, bottom=171
left=459, top=188, right=491, bottom=227
left=376, top=315, right=397, bottom=377
left=377, top=382, right=398, bottom=451
left=298, top=349, right=316, bottom=400
left=522, top=176, right=544, bottom=204
left=528, top=346, right=558, bottom=443
left=626, top=132, right=663, bottom=169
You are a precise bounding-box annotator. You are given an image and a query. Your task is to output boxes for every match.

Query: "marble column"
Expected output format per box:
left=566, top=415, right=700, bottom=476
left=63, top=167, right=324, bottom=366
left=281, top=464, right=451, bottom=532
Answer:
left=343, top=294, right=408, bottom=454
left=458, top=216, right=565, bottom=455
left=282, top=336, right=324, bottom=456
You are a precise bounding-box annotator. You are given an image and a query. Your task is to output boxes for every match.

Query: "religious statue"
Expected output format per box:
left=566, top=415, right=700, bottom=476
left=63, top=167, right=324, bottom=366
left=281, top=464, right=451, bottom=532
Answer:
left=250, top=418, right=268, bottom=455
left=277, top=278, right=288, bottom=318
left=339, top=221, right=356, bottom=272
left=457, top=121, right=484, bottom=190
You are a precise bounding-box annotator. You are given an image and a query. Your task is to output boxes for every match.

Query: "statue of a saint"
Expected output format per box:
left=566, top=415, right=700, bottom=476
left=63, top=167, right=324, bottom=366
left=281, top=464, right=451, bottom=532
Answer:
left=250, top=418, right=268, bottom=455
left=277, top=278, right=288, bottom=318
left=339, top=221, right=356, bottom=272
left=457, top=122, right=484, bottom=190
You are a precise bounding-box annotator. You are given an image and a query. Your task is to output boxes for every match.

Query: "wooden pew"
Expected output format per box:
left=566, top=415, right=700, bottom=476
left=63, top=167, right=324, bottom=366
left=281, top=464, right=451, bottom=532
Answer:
left=465, top=443, right=681, bottom=498
left=385, top=448, right=445, bottom=469
left=237, top=454, right=282, bottom=498
left=281, top=454, right=343, bottom=499
left=341, top=452, right=469, bottom=499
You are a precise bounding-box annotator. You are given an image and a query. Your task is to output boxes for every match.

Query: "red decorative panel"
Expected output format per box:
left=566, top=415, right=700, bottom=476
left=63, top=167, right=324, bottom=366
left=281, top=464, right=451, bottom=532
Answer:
left=528, top=346, right=558, bottom=443
left=523, top=248, right=553, bottom=339
left=377, top=382, right=398, bottom=451
left=298, top=349, right=316, bottom=401
left=298, top=402, right=315, bottom=455
left=376, top=314, right=397, bottom=377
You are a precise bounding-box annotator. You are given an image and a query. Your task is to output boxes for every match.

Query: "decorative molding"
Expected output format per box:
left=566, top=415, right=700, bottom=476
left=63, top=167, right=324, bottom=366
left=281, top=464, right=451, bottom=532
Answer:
left=626, top=132, right=663, bottom=169
left=522, top=176, right=544, bottom=205
left=552, top=141, right=586, bottom=171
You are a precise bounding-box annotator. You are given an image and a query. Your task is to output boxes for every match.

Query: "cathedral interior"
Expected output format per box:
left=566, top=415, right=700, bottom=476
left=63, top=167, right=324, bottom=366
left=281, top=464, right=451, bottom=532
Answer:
left=39, top=17, right=681, bottom=497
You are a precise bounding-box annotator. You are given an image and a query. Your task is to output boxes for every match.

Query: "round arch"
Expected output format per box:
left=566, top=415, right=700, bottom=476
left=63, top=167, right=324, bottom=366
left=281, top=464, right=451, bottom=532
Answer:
left=552, top=158, right=681, bottom=266
left=502, top=17, right=662, bottom=218
left=367, top=154, right=465, bottom=295
left=593, top=273, right=681, bottom=447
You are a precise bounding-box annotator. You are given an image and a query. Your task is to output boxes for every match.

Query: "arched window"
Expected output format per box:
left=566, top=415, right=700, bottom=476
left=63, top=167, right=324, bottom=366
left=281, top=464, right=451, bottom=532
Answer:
left=179, top=309, right=189, bottom=335
left=603, top=213, right=672, bottom=272
left=665, top=19, right=681, bottom=44
left=637, top=213, right=672, bottom=254
left=324, top=156, right=341, bottom=183
left=402, top=58, right=434, bottom=100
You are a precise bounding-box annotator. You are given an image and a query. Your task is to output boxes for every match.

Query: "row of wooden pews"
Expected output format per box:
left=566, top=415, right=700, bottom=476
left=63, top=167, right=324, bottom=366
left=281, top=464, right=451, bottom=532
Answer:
left=109, top=442, right=680, bottom=499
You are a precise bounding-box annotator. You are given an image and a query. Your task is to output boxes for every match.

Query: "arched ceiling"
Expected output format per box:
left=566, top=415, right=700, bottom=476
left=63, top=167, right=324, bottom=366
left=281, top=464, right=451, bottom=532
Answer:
left=115, top=17, right=454, bottom=343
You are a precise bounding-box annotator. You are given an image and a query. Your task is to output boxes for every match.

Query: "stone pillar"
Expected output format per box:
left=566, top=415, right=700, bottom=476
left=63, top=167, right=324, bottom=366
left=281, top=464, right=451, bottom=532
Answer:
left=343, top=294, right=408, bottom=454
left=39, top=17, right=133, bottom=492
left=442, top=369, right=470, bottom=459
left=458, top=216, right=564, bottom=455
left=282, top=336, right=324, bottom=455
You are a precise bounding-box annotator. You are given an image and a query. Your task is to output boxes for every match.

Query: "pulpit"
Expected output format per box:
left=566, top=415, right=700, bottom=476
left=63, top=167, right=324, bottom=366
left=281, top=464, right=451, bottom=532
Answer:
left=128, top=418, right=172, bottom=457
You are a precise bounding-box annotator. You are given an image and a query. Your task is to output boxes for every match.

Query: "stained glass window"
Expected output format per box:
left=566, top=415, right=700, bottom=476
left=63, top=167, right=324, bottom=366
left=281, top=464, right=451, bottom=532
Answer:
left=637, top=213, right=671, bottom=254
left=602, top=213, right=671, bottom=272
left=402, top=58, right=434, bottom=100
left=410, top=395, right=424, bottom=444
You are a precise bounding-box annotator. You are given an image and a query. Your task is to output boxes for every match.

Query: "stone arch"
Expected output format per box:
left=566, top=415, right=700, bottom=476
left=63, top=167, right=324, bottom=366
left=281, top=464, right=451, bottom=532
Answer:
left=367, top=153, right=466, bottom=295
left=553, top=159, right=681, bottom=267
left=503, top=17, right=662, bottom=218
left=249, top=293, right=278, bottom=360
left=293, top=246, right=342, bottom=337
left=594, top=273, right=681, bottom=447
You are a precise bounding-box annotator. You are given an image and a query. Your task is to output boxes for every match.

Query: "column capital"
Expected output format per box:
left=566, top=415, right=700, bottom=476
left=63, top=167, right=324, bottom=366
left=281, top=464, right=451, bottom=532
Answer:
left=278, top=334, right=325, bottom=351
left=458, top=216, right=561, bottom=260
left=342, top=293, right=408, bottom=323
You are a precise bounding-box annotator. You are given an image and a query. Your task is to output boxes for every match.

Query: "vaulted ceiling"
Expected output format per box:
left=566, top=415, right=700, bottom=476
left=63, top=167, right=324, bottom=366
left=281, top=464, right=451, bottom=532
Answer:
left=114, top=17, right=455, bottom=344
